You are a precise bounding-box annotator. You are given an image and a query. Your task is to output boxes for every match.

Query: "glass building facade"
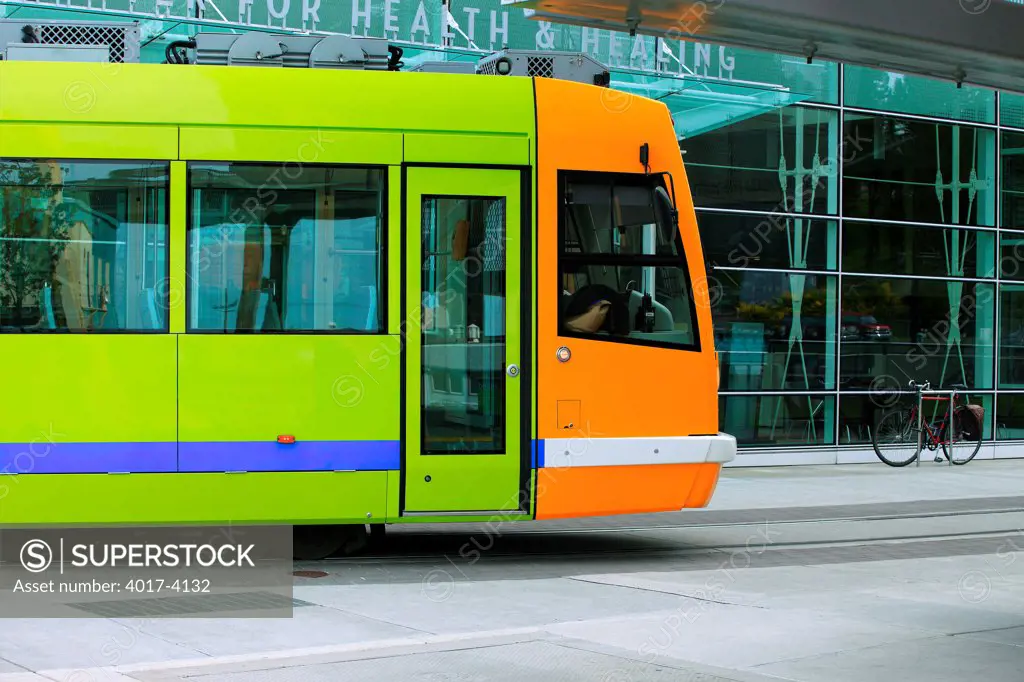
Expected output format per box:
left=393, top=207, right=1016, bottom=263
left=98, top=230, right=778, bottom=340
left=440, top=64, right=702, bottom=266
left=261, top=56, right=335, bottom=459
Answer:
left=5, top=0, right=1024, bottom=463
left=686, top=63, right=1015, bottom=463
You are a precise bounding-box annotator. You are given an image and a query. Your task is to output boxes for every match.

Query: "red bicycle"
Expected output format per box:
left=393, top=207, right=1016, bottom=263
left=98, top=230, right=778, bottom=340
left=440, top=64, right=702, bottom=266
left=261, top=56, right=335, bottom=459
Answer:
left=872, top=380, right=983, bottom=467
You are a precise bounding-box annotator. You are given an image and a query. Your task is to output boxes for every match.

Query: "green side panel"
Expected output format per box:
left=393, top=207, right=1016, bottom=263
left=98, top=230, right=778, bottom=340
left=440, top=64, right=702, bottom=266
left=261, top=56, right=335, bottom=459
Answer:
left=387, top=166, right=402, bottom=336
left=0, top=63, right=535, bottom=139
left=404, top=133, right=531, bottom=166
left=386, top=470, right=401, bottom=522
left=178, top=336, right=398, bottom=442
left=405, top=458, right=525, bottom=512
left=169, top=161, right=187, bottom=334
left=179, top=127, right=403, bottom=165
left=529, top=469, right=536, bottom=518
left=0, top=472, right=387, bottom=525
left=0, top=123, right=178, bottom=160
left=0, top=335, right=176, bottom=444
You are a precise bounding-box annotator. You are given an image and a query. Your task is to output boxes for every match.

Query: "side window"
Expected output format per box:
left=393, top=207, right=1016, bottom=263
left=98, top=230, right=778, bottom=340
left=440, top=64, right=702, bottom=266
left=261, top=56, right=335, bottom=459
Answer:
left=0, top=159, right=169, bottom=333
left=187, top=163, right=384, bottom=333
left=558, top=171, right=698, bottom=349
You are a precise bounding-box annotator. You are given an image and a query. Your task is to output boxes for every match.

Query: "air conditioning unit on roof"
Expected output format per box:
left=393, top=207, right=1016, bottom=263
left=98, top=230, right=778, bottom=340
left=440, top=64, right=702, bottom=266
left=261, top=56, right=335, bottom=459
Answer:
left=477, top=50, right=610, bottom=86
left=0, top=19, right=140, bottom=63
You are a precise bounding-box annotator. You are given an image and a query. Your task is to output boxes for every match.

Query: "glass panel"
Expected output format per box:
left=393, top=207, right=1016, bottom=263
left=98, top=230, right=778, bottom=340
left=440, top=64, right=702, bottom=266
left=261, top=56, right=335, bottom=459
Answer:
left=560, top=262, right=696, bottom=347
left=840, top=277, right=995, bottom=390
left=843, top=114, right=996, bottom=226
left=1002, top=131, right=1024, bottom=230
left=999, top=233, right=1024, bottom=280
left=719, top=394, right=835, bottom=447
left=421, top=196, right=506, bottom=455
left=559, top=172, right=697, bottom=349
left=564, top=175, right=679, bottom=258
left=710, top=46, right=839, bottom=104
left=0, top=160, right=169, bottom=332
left=836, top=394, right=891, bottom=446
left=843, top=222, right=996, bottom=278
left=843, top=65, right=995, bottom=124
left=713, top=270, right=836, bottom=391
left=697, top=212, right=838, bottom=271
left=684, top=107, right=838, bottom=215
left=999, top=285, right=1024, bottom=388
left=839, top=393, right=993, bottom=444
left=995, top=394, right=1024, bottom=440
left=187, top=163, right=383, bottom=332
left=1001, top=92, right=1024, bottom=131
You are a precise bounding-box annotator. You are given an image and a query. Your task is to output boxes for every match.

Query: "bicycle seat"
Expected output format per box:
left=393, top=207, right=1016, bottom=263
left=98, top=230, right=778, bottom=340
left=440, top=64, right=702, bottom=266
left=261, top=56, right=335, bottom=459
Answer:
left=950, top=383, right=968, bottom=390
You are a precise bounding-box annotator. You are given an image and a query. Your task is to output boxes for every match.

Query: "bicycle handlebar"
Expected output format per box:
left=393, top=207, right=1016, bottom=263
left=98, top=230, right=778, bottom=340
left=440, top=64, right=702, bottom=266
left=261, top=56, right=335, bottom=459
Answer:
left=908, top=380, right=967, bottom=395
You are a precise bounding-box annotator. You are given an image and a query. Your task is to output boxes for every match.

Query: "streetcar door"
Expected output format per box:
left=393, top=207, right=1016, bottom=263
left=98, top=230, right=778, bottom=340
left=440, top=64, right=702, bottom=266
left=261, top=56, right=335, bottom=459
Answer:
left=403, top=167, right=523, bottom=513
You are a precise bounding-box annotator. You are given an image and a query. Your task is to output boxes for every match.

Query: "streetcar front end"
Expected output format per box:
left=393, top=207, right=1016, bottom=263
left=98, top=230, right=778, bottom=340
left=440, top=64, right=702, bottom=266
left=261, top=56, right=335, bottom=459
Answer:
left=533, top=77, right=736, bottom=519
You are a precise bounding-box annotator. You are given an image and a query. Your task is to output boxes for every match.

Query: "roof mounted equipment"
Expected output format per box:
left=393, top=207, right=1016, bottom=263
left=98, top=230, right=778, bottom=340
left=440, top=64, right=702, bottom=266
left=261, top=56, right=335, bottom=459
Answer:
left=477, top=50, right=611, bottom=86
left=191, top=32, right=391, bottom=69
left=0, top=18, right=140, bottom=63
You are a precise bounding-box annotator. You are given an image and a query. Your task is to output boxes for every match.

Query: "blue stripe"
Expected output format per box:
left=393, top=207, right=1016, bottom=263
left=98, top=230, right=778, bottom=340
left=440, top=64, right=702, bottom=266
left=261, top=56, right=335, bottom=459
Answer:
left=0, top=441, right=400, bottom=474
left=0, top=442, right=176, bottom=474
left=532, top=439, right=545, bottom=468
left=178, top=440, right=399, bottom=472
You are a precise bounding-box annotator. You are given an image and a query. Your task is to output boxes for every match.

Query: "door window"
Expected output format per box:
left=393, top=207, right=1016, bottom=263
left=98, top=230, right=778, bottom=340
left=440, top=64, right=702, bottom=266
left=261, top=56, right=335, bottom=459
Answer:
left=421, top=196, right=507, bottom=454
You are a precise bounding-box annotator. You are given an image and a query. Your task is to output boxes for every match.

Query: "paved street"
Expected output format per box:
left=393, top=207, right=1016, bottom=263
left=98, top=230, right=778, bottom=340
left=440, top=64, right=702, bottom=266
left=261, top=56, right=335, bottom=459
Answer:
left=1, top=460, right=1023, bottom=681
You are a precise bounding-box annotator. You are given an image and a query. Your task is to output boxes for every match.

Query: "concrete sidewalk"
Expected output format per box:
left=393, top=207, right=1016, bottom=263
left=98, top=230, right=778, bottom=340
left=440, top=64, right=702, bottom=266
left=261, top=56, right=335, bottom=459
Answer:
left=709, top=458, right=1024, bottom=510
left=0, top=459, right=1020, bottom=682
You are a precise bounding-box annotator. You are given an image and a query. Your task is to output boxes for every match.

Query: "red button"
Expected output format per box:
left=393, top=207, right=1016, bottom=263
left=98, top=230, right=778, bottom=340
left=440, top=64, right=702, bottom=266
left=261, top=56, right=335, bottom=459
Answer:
left=277, top=435, right=296, bottom=444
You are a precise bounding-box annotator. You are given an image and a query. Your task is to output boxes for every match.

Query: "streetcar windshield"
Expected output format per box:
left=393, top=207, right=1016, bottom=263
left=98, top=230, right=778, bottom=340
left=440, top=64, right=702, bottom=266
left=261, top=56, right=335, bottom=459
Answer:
left=558, top=171, right=698, bottom=350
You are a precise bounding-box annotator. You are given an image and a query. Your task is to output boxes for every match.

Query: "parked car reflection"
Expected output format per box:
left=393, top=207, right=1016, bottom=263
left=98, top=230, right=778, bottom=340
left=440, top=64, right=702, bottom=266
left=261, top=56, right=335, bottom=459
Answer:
left=842, top=312, right=891, bottom=341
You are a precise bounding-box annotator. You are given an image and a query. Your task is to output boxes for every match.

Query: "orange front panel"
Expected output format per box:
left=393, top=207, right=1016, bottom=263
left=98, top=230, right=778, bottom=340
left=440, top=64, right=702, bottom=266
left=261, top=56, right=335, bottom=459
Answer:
left=684, top=461, right=722, bottom=508
left=535, top=463, right=720, bottom=519
left=534, top=78, right=718, bottom=442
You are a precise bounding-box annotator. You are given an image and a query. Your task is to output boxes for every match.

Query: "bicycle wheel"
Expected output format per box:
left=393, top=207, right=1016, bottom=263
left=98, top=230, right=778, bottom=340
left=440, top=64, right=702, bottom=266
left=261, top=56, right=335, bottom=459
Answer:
left=942, top=407, right=983, bottom=465
left=873, top=408, right=921, bottom=467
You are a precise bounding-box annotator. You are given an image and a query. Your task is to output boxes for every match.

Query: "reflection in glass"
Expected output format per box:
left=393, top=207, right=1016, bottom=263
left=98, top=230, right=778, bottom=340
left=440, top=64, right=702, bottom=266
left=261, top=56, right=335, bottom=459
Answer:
left=697, top=212, right=837, bottom=271
left=187, top=164, right=383, bottom=332
left=1002, top=131, right=1024, bottom=230
left=684, top=107, right=838, bottom=215
left=843, top=114, right=996, bottom=226
left=844, top=65, right=995, bottom=124
left=999, top=285, right=1024, bottom=388
left=1002, top=92, right=1024, bottom=131
left=839, top=277, right=994, bottom=390
left=719, top=394, right=835, bottom=447
left=0, top=160, right=168, bottom=332
left=843, top=221, right=995, bottom=279
left=421, top=196, right=506, bottom=454
left=839, top=393, right=992, bottom=444
left=705, top=45, right=838, bottom=104
left=837, top=394, right=892, bottom=446
left=1000, top=233, right=1024, bottom=280
left=713, top=270, right=836, bottom=391
left=995, top=394, right=1024, bottom=440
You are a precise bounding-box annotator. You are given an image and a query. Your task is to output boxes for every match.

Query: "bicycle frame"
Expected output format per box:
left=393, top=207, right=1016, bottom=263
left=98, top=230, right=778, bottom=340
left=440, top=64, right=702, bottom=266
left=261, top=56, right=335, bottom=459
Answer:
left=908, top=402, right=951, bottom=447
left=910, top=385, right=961, bottom=467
